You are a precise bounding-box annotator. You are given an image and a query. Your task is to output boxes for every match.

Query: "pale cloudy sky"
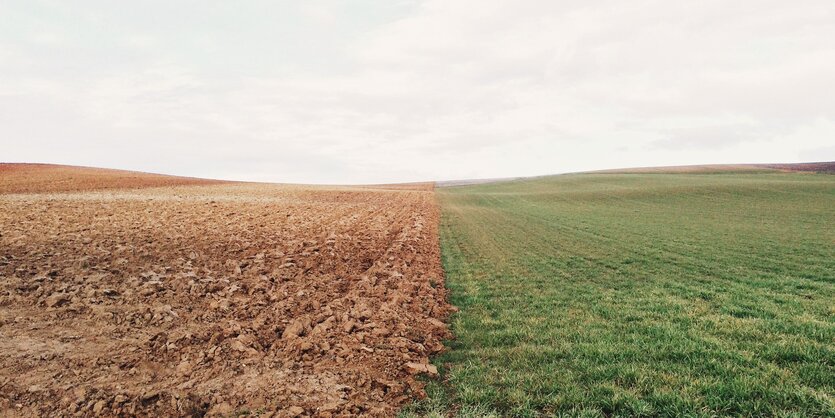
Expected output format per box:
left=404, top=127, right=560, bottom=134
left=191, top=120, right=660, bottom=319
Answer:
left=2, top=0, right=834, bottom=184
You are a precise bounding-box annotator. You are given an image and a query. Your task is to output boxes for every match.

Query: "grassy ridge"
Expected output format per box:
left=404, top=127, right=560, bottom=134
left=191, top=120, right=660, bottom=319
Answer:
left=406, top=173, right=834, bottom=417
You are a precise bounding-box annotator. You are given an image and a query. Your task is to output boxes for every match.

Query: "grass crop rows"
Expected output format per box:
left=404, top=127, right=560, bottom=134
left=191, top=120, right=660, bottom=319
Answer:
left=405, top=173, right=834, bottom=417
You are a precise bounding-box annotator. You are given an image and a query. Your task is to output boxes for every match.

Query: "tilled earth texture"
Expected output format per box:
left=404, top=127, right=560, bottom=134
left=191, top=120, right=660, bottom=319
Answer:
left=0, top=164, right=226, bottom=194
left=0, top=166, right=452, bottom=417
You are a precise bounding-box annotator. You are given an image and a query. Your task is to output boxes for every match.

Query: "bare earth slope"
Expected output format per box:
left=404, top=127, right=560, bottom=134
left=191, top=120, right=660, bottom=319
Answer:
left=589, top=162, right=835, bottom=174
left=0, top=165, right=451, bottom=417
left=758, top=161, right=835, bottom=173
left=0, top=163, right=224, bottom=194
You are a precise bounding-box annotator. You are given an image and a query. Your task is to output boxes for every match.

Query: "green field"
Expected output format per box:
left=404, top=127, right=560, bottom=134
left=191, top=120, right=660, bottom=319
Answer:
left=406, top=173, right=835, bottom=417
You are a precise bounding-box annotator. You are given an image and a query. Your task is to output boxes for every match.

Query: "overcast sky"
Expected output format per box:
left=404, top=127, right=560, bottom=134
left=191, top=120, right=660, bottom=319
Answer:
left=2, top=1, right=834, bottom=184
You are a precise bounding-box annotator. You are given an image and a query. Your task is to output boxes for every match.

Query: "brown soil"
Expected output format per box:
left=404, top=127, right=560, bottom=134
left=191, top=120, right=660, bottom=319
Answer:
left=0, top=164, right=224, bottom=194
left=756, top=162, right=835, bottom=173
left=0, top=166, right=452, bottom=417
left=588, top=162, right=835, bottom=174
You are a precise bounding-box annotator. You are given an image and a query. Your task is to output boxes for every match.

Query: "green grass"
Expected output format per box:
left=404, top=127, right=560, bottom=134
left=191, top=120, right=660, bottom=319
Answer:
left=404, top=173, right=835, bottom=417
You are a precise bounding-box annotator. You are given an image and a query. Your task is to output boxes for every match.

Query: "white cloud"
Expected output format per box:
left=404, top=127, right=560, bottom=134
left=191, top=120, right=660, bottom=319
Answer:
left=1, top=0, right=834, bottom=183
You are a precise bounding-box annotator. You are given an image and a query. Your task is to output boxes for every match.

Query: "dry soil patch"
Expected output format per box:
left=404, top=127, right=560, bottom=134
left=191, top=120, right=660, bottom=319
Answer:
left=0, top=170, right=451, bottom=417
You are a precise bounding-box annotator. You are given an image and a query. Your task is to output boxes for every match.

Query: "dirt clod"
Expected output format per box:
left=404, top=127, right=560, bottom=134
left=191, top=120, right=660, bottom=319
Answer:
left=405, top=362, right=439, bottom=376
left=45, top=293, right=70, bottom=308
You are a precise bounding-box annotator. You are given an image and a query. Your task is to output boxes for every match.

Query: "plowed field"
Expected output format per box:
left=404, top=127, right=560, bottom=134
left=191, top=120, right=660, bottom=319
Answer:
left=0, top=165, right=452, bottom=417
left=0, top=164, right=225, bottom=194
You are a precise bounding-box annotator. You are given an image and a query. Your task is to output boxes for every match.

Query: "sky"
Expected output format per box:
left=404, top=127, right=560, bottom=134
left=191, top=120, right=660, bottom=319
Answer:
left=1, top=0, right=834, bottom=184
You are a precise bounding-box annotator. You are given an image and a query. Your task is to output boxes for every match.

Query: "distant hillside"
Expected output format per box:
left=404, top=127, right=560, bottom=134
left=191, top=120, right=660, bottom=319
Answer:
left=757, top=162, right=835, bottom=173
left=436, top=177, right=524, bottom=188
left=587, top=162, right=835, bottom=174
left=0, top=163, right=224, bottom=194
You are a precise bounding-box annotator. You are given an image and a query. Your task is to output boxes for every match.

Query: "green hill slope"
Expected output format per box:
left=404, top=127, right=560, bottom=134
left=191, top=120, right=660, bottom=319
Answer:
left=408, top=172, right=835, bottom=417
